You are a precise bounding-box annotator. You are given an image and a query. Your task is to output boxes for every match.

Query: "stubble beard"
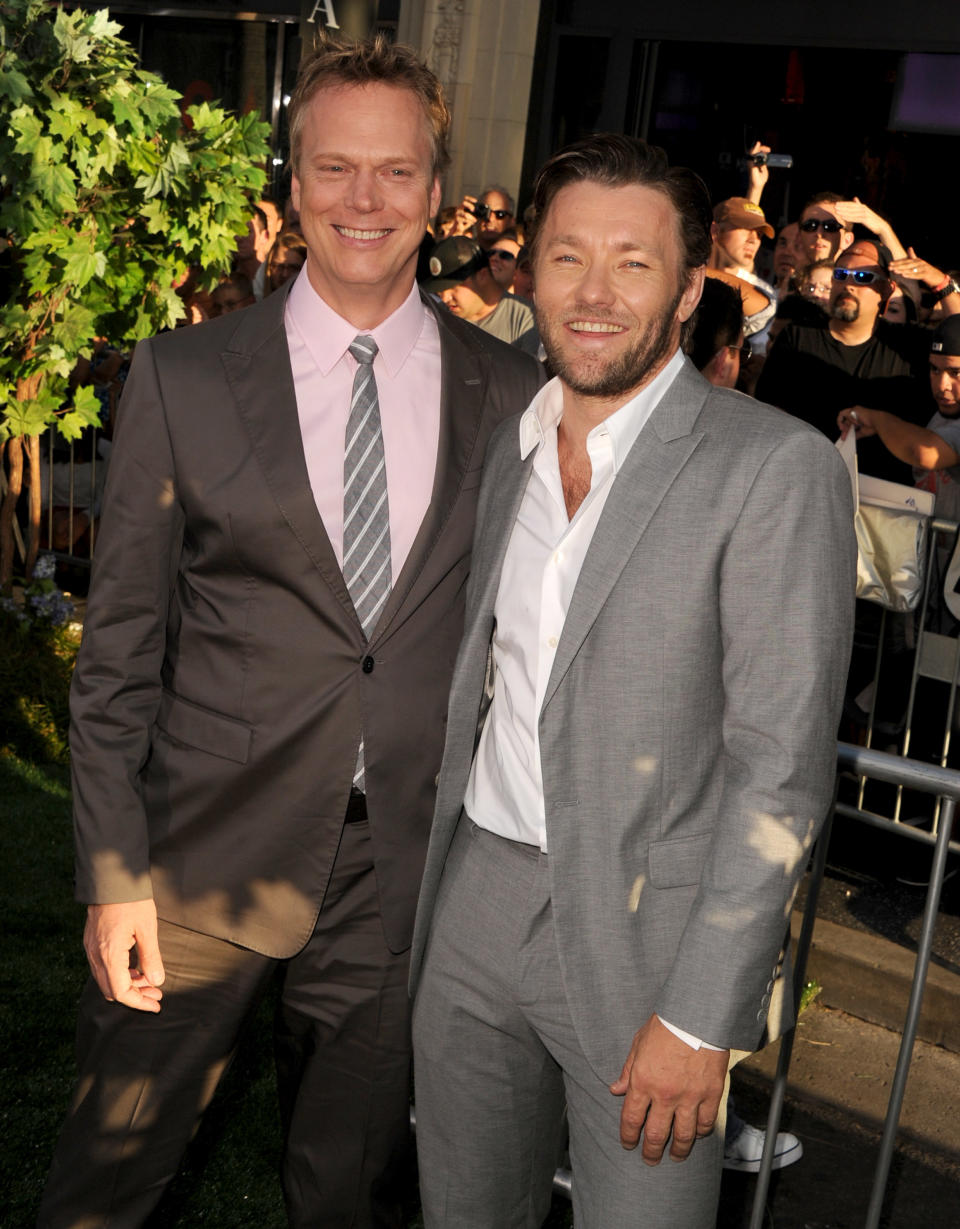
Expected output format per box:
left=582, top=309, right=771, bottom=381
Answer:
left=536, top=291, right=683, bottom=400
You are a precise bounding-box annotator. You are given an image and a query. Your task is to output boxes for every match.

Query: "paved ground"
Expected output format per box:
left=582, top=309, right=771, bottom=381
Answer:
left=718, top=1001, right=960, bottom=1229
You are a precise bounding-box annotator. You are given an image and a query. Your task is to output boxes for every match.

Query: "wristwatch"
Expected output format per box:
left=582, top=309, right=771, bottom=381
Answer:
left=933, top=278, right=960, bottom=302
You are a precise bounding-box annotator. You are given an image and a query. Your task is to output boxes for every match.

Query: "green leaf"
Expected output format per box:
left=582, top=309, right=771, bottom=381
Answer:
left=11, top=108, right=44, bottom=154
left=57, top=383, right=102, bottom=441
left=2, top=398, right=54, bottom=440
left=61, top=245, right=106, bottom=289
left=53, top=303, right=98, bottom=354
left=0, top=65, right=32, bottom=106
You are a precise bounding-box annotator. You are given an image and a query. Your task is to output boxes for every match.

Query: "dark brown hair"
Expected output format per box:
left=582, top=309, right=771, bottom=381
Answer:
left=288, top=33, right=451, bottom=178
left=528, top=134, right=712, bottom=282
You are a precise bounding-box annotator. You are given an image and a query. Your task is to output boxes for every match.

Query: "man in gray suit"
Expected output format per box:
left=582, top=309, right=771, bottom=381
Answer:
left=410, top=135, right=856, bottom=1228
left=39, top=36, right=541, bottom=1229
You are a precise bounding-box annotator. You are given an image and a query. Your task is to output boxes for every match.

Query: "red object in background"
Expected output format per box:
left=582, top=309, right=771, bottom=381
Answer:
left=783, top=49, right=805, bottom=105
left=180, top=79, right=214, bottom=128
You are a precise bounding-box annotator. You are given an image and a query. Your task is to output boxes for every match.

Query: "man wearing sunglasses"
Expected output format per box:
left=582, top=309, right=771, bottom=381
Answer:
left=795, top=193, right=855, bottom=265
left=757, top=240, right=959, bottom=483
left=450, top=185, right=517, bottom=250
left=487, top=231, right=523, bottom=294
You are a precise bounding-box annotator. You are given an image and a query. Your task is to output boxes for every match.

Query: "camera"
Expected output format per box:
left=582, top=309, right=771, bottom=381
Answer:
left=740, top=152, right=794, bottom=170
left=468, top=201, right=491, bottom=222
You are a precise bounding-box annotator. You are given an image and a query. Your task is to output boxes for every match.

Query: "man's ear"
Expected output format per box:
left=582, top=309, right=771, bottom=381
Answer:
left=710, top=221, right=720, bottom=243
left=839, top=229, right=855, bottom=254
left=430, top=175, right=442, bottom=220
left=291, top=174, right=302, bottom=215
left=678, top=266, right=706, bottom=325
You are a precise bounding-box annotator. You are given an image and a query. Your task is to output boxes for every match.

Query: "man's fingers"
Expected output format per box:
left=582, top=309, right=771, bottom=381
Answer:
left=134, top=922, right=165, bottom=988
left=639, top=1107, right=673, bottom=1165
left=618, top=1087, right=650, bottom=1150
left=83, top=900, right=164, bottom=1010
left=669, top=1107, right=699, bottom=1161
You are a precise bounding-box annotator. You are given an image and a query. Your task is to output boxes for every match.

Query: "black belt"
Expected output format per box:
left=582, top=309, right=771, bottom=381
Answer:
left=344, top=786, right=368, bottom=824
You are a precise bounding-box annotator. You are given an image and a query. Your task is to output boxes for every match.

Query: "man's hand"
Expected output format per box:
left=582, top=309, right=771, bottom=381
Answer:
left=83, top=899, right=164, bottom=1013
left=745, top=142, right=770, bottom=204
left=838, top=405, right=878, bottom=440
left=834, top=198, right=905, bottom=258
left=889, top=247, right=947, bottom=291
left=449, top=194, right=479, bottom=237
left=609, top=1014, right=728, bottom=1165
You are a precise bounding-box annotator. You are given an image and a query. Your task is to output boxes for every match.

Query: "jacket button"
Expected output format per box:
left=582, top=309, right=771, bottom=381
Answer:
left=362, top=656, right=375, bottom=674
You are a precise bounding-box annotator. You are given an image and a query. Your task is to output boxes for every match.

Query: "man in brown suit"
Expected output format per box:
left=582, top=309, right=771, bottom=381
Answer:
left=38, top=36, right=541, bottom=1229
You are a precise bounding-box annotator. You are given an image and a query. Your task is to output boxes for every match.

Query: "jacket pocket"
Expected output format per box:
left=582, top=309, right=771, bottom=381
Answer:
left=155, top=689, right=252, bottom=764
left=647, top=831, right=711, bottom=888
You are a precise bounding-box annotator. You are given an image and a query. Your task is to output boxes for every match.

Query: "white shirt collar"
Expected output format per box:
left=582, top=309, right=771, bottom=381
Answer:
left=518, top=348, right=686, bottom=468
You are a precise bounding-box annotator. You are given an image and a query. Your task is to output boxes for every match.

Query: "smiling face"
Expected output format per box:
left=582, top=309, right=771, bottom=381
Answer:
left=533, top=180, right=702, bottom=407
left=291, top=82, right=441, bottom=327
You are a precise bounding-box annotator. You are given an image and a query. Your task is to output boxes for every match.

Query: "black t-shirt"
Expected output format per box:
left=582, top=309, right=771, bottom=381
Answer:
left=756, top=318, right=934, bottom=483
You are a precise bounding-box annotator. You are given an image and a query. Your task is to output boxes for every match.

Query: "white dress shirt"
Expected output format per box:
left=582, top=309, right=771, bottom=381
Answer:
left=465, top=348, right=684, bottom=850
left=464, top=348, right=721, bottom=1053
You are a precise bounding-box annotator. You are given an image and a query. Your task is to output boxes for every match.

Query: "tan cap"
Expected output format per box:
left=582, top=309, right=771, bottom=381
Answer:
left=713, top=197, right=774, bottom=239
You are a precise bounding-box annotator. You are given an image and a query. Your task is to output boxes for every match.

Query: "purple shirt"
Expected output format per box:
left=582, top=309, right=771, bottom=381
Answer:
left=284, top=270, right=442, bottom=578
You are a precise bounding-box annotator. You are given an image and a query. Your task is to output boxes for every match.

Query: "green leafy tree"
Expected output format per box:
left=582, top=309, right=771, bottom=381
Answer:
left=0, top=0, right=271, bottom=587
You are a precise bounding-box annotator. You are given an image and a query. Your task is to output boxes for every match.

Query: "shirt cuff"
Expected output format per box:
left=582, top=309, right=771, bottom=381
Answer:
left=658, top=1015, right=724, bottom=1052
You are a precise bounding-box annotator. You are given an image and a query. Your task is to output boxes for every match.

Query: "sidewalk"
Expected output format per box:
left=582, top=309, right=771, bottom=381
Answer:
left=719, top=1000, right=960, bottom=1228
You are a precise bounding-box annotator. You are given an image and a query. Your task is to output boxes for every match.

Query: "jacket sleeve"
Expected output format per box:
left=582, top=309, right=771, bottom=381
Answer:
left=654, top=427, right=857, bottom=1050
left=70, top=338, right=185, bottom=904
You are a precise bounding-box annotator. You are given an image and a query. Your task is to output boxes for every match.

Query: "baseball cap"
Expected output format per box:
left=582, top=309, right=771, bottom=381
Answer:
left=712, top=197, right=774, bottom=239
left=846, top=238, right=893, bottom=274
left=421, top=236, right=487, bottom=292
left=931, top=316, right=960, bottom=357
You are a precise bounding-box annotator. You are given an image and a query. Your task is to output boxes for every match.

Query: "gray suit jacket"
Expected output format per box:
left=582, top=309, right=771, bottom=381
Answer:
left=70, top=286, right=544, bottom=957
left=410, top=360, right=856, bottom=1075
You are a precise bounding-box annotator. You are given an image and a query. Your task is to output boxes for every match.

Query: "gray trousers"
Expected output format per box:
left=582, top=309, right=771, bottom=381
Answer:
left=413, top=817, right=723, bottom=1229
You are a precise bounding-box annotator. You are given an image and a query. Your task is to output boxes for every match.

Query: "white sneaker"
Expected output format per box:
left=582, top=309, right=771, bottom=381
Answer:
left=722, top=1122, right=803, bottom=1173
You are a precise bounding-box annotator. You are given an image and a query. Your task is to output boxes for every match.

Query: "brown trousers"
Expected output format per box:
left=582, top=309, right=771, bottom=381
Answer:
left=38, top=820, right=412, bottom=1229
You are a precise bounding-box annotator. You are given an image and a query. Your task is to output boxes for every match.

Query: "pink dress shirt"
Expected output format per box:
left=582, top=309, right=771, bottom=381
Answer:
left=284, top=271, right=442, bottom=580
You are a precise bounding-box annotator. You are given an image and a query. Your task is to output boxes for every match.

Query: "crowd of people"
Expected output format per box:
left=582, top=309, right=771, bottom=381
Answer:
left=36, top=27, right=955, bottom=1229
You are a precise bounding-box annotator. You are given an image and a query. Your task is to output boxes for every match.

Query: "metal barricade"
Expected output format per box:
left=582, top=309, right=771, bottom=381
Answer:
left=38, top=424, right=103, bottom=568
left=750, top=742, right=960, bottom=1229
left=855, top=516, right=960, bottom=832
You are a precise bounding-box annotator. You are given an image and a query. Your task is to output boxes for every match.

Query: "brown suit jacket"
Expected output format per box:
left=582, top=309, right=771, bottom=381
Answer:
left=69, top=286, right=543, bottom=957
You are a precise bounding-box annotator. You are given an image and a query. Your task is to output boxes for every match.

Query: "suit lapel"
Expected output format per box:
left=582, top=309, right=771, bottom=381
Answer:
left=541, top=361, right=710, bottom=713
left=372, top=297, right=492, bottom=637
left=221, top=287, right=357, bottom=625
left=473, top=444, right=535, bottom=625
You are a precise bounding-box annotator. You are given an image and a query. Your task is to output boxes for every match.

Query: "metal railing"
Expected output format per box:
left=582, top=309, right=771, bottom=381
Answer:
left=750, top=742, right=960, bottom=1229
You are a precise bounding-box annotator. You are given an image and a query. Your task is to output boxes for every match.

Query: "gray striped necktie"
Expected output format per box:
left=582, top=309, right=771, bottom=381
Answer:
left=344, top=334, right=391, bottom=791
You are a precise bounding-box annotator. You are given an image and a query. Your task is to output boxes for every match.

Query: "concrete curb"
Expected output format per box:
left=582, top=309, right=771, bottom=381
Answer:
left=791, top=910, right=960, bottom=1053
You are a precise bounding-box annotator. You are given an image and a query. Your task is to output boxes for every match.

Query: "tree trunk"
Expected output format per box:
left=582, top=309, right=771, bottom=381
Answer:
left=0, top=436, right=24, bottom=592
left=25, top=433, right=41, bottom=579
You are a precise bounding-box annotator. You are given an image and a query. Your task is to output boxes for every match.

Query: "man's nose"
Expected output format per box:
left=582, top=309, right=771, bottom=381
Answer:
left=576, top=262, right=616, bottom=304
left=346, top=167, right=383, bottom=212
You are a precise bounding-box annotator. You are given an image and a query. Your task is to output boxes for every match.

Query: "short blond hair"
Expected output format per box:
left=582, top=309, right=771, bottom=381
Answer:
left=288, top=33, right=451, bottom=179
